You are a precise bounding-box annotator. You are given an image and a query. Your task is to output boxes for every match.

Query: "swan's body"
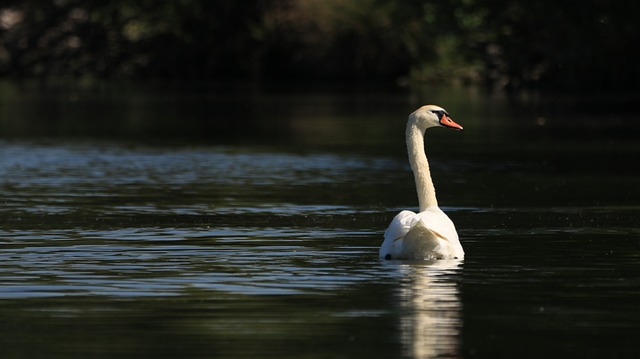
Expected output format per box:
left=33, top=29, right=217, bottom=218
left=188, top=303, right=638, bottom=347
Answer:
left=380, top=105, right=464, bottom=260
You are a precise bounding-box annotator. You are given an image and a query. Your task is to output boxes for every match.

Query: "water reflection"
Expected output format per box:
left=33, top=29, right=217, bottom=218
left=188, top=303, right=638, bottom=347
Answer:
left=394, top=260, right=462, bottom=359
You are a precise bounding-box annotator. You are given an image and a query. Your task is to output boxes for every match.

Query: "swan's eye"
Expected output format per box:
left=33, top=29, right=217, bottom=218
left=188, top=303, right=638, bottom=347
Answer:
left=432, top=110, right=452, bottom=124
left=431, top=110, right=447, bottom=120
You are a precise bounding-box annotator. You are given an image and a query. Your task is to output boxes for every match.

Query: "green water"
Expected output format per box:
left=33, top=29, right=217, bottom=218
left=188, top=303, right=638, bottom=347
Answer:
left=0, top=82, right=639, bottom=358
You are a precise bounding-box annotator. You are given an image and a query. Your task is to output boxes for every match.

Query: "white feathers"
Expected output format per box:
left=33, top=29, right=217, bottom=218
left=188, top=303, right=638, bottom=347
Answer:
left=380, top=208, right=463, bottom=260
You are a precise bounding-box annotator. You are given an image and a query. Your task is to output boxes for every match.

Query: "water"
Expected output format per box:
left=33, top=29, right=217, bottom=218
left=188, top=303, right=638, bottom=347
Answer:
left=1, top=82, right=639, bottom=358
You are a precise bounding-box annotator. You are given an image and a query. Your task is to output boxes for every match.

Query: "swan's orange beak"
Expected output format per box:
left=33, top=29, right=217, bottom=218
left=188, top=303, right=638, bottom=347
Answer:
left=440, top=115, right=463, bottom=130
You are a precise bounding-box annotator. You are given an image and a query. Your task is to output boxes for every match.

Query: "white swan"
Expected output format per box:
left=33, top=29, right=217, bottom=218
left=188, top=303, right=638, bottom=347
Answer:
left=380, top=105, right=465, bottom=260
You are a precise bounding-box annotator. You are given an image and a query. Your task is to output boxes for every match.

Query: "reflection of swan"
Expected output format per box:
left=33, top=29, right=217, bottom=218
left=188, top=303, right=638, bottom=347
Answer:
left=380, top=105, right=464, bottom=260
left=397, top=260, right=463, bottom=359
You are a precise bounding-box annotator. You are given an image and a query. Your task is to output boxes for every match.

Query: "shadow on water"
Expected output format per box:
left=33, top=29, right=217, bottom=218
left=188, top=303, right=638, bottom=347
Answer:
left=1, top=81, right=639, bottom=358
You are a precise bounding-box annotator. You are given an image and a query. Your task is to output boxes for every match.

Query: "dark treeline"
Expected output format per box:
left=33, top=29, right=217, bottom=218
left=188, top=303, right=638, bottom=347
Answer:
left=0, top=0, right=638, bottom=91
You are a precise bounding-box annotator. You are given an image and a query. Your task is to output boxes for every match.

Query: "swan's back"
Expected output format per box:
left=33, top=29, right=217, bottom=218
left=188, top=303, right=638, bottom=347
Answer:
left=380, top=208, right=464, bottom=260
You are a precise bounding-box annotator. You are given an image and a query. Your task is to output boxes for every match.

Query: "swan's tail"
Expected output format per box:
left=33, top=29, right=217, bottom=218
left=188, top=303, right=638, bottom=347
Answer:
left=398, top=221, right=447, bottom=260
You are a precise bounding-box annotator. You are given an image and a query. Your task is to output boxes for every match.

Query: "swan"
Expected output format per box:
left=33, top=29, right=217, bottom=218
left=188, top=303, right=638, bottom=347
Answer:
left=380, top=105, right=465, bottom=260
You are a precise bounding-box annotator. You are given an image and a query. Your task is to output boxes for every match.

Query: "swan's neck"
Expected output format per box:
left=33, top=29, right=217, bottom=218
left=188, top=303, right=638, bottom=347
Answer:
left=406, top=123, right=438, bottom=211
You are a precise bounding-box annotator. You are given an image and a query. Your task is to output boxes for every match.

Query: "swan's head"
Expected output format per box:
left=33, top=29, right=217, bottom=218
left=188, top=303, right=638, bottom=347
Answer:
left=410, top=105, right=463, bottom=131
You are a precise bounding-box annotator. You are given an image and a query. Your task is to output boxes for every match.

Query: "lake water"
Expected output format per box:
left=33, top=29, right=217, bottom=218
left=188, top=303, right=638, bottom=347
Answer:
left=0, top=82, right=639, bottom=358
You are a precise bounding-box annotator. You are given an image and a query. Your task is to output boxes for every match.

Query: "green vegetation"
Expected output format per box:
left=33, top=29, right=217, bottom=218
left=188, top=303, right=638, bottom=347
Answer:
left=1, top=0, right=638, bottom=91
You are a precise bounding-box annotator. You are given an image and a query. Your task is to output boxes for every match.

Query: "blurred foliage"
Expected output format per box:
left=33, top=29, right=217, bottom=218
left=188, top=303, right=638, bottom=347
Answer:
left=0, top=0, right=638, bottom=90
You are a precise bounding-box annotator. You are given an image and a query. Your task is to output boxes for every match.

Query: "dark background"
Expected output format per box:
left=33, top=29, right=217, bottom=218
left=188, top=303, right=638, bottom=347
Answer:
left=1, top=0, right=639, bottom=91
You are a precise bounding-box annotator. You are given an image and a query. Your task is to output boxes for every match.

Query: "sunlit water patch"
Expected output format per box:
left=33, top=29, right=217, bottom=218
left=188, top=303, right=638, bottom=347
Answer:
left=0, top=141, right=401, bottom=217
left=0, top=226, right=383, bottom=298
left=0, top=142, right=401, bottom=299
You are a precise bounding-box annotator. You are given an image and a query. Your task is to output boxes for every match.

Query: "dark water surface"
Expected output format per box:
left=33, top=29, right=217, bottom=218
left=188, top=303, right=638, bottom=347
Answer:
left=1, top=82, right=639, bottom=358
